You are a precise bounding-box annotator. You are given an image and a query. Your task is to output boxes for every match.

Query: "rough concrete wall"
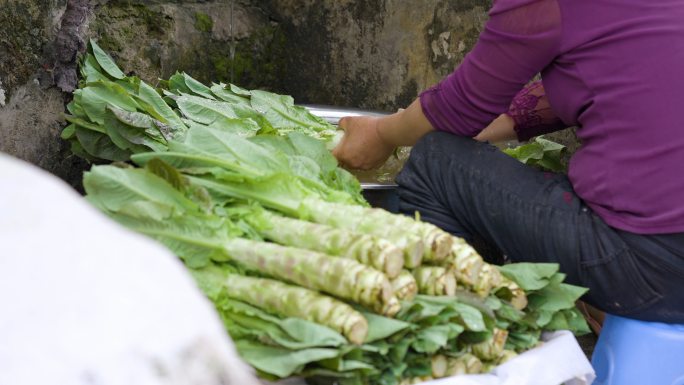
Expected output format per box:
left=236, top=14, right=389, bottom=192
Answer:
left=265, top=0, right=491, bottom=111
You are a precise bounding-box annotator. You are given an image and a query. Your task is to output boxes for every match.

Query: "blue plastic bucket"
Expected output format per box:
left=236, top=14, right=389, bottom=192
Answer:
left=592, top=314, right=684, bottom=385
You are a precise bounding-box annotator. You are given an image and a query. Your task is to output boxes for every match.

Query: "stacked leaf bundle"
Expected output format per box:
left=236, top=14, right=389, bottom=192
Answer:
left=69, top=41, right=589, bottom=385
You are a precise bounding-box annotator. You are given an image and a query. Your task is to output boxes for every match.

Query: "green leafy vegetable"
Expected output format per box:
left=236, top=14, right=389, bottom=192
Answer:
left=90, top=39, right=126, bottom=79
left=503, top=136, right=566, bottom=172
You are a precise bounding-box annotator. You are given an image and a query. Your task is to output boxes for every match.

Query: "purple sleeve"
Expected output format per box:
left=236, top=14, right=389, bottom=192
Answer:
left=506, top=80, right=570, bottom=141
left=420, top=0, right=562, bottom=137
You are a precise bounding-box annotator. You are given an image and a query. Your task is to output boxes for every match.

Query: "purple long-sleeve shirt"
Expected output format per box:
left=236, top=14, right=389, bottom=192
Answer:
left=420, top=0, right=684, bottom=234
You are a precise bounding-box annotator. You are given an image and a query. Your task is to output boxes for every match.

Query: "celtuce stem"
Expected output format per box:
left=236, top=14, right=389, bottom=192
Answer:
left=431, top=354, right=448, bottom=378
left=445, top=354, right=482, bottom=376
left=223, top=238, right=394, bottom=314
left=251, top=209, right=404, bottom=278
left=473, top=264, right=504, bottom=298
left=391, top=270, right=418, bottom=301
left=440, top=237, right=485, bottom=288
left=300, top=199, right=428, bottom=268
left=223, top=274, right=369, bottom=344
left=413, top=266, right=456, bottom=296
left=381, top=296, right=402, bottom=317
left=471, top=328, right=508, bottom=361
left=497, top=349, right=518, bottom=365
left=420, top=223, right=454, bottom=262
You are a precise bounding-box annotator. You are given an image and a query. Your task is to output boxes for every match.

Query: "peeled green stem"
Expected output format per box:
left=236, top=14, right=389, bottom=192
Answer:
left=445, top=354, right=483, bottom=376
left=473, top=264, right=504, bottom=298
left=223, top=274, right=369, bottom=344
left=251, top=210, right=404, bottom=278
left=413, top=266, right=456, bottom=296
left=301, top=199, right=426, bottom=268
left=471, top=328, right=508, bottom=361
left=497, top=349, right=518, bottom=365
left=223, top=238, right=394, bottom=314
left=419, top=222, right=454, bottom=262
left=441, top=237, right=485, bottom=288
left=381, top=296, right=402, bottom=318
left=431, top=355, right=448, bottom=378
left=391, top=270, right=418, bottom=301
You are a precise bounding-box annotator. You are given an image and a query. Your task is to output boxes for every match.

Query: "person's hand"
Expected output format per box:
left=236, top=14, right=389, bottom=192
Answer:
left=332, top=116, right=395, bottom=170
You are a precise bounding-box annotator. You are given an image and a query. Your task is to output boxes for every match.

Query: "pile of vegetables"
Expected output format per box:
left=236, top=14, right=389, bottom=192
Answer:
left=65, top=41, right=589, bottom=384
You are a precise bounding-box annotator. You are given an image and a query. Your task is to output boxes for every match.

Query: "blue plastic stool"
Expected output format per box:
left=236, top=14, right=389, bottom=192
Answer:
left=591, top=314, right=684, bottom=385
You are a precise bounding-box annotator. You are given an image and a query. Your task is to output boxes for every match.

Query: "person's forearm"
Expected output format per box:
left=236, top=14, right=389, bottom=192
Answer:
left=376, top=99, right=518, bottom=147
left=376, top=99, right=435, bottom=147
left=473, top=114, right=517, bottom=143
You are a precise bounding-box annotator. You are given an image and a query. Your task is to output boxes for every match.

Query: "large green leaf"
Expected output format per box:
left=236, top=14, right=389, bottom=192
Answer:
left=80, top=81, right=140, bottom=125
left=235, top=340, right=342, bottom=378
left=506, top=329, right=541, bottom=351
left=132, top=149, right=265, bottom=180
left=186, top=173, right=309, bottom=216
left=214, top=297, right=347, bottom=350
left=527, top=282, right=588, bottom=312
left=182, top=72, right=216, bottom=99
left=250, top=89, right=332, bottom=131
left=60, top=124, right=76, bottom=140
left=80, top=53, right=110, bottom=83
left=287, top=132, right=338, bottom=174
left=74, top=127, right=131, bottom=161
left=450, top=302, right=487, bottom=332
left=503, top=136, right=566, bottom=172
left=176, top=94, right=240, bottom=124
left=362, top=311, right=413, bottom=343
left=83, top=165, right=199, bottom=215
left=168, top=72, right=192, bottom=94
left=210, top=83, right=252, bottom=104
left=103, top=108, right=154, bottom=153
left=66, top=96, right=88, bottom=120
left=207, top=117, right=261, bottom=137
left=136, top=80, right=188, bottom=136
left=107, top=106, right=167, bottom=151
left=402, top=295, right=488, bottom=332
left=65, top=115, right=106, bottom=134
left=249, top=134, right=364, bottom=204
left=181, top=126, right=288, bottom=174
left=411, top=325, right=456, bottom=354
left=90, top=39, right=126, bottom=79
left=66, top=138, right=97, bottom=162
left=498, top=262, right=560, bottom=291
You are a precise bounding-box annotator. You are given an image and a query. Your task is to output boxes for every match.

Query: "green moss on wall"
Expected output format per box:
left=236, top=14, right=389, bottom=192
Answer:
left=90, top=2, right=174, bottom=81
left=179, top=24, right=286, bottom=90
left=194, top=12, right=213, bottom=33
left=93, top=3, right=172, bottom=50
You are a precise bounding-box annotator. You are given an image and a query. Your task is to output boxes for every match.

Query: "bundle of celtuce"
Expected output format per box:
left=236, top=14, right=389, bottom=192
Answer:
left=71, top=41, right=590, bottom=385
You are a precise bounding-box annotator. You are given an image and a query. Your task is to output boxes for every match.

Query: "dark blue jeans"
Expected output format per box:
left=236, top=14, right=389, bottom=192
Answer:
left=397, top=132, right=684, bottom=323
